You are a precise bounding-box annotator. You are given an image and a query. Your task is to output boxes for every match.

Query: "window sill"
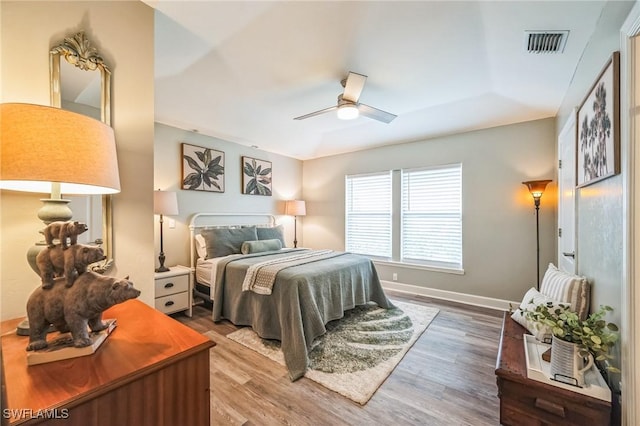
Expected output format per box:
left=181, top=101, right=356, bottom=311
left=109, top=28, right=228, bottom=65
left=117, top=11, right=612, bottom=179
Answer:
left=372, top=259, right=465, bottom=275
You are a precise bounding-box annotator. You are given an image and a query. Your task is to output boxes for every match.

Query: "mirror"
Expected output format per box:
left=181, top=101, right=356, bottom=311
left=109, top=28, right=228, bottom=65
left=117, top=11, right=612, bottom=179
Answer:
left=50, top=31, right=113, bottom=270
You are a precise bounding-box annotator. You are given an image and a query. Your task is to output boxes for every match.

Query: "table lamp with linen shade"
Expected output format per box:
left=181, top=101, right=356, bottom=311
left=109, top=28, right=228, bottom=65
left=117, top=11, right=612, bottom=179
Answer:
left=154, top=190, right=179, bottom=272
left=0, top=103, right=120, bottom=273
left=285, top=200, right=306, bottom=248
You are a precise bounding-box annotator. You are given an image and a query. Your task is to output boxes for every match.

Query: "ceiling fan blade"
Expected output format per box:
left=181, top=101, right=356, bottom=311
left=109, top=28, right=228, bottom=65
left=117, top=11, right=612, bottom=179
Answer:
left=293, top=105, right=338, bottom=120
left=342, top=72, right=367, bottom=103
left=357, top=103, right=397, bottom=123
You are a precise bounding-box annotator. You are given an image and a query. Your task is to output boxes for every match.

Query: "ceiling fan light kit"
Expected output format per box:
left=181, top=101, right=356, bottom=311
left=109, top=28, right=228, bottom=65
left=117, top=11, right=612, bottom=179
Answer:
left=337, top=104, right=359, bottom=120
left=294, top=71, right=396, bottom=123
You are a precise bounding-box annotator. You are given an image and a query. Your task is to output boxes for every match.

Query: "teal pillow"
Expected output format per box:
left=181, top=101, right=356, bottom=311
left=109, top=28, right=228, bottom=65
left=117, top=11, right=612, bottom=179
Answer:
left=256, top=224, right=286, bottom=247
left=201, top=226, right=257, bottom=259
left=241, top=239, right=283, bottom=254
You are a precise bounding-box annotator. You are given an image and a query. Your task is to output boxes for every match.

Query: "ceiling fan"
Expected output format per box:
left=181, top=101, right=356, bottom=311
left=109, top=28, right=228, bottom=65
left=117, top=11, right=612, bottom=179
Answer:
left=293, top=72, right=397, bottom=123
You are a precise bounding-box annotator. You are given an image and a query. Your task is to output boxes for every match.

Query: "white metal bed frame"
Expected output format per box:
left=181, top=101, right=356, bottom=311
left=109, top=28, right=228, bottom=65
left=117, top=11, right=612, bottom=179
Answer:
left=188, top=213, right=276, bottom=303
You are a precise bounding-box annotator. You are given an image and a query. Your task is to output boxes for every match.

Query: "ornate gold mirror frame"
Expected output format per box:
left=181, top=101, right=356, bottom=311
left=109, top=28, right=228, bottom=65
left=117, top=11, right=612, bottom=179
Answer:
left=49, top=31, right=114, bottom=270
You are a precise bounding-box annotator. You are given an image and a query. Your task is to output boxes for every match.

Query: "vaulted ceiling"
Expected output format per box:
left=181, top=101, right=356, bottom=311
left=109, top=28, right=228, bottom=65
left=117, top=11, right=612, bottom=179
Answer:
left=145, top=1, right=610, bottom=160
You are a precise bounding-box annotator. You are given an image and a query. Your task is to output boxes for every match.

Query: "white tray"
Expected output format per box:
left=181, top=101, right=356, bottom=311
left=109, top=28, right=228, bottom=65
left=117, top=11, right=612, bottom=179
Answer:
left=523, top=334, right=611, bottom=402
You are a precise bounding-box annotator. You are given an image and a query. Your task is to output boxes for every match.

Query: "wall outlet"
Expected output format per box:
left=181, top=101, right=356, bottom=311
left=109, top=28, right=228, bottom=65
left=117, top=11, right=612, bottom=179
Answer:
left=168, top=218, right=176, bottom=229
left=392, top=273, right=398, bottom=281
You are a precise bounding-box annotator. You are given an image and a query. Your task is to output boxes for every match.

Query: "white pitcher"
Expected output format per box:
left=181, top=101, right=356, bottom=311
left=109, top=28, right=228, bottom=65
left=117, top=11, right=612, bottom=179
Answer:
left=550, top=337, right=594, bottom=387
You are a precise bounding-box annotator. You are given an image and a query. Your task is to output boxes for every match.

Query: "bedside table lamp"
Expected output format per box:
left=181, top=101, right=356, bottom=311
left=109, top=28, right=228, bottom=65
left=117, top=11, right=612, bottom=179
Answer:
left=154, top=190, right=179, bottom=272
left=522, top=179, right=552, bottom=288
left=285, top=200, right=306, bottom=248
left=0, top=103, right=120, bottom=273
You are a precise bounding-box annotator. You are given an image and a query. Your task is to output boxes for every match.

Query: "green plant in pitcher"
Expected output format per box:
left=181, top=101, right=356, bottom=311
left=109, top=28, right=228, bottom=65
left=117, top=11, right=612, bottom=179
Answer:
left=525, top=303, right=620, bottom=371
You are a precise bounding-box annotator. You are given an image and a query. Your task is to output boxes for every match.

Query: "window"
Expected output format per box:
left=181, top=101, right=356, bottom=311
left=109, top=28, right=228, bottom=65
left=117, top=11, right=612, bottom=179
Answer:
left=345, top=171, right=392, bottom=258
left=345, top=164, right=463, bottom=272
left=401, top=164, right=462, bottom=269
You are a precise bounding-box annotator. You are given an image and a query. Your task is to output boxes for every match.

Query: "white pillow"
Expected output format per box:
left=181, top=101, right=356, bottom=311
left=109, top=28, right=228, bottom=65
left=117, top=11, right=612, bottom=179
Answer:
left=195, top=234, right=207, bottom=259
left=511, top=287, right=570, bottom=343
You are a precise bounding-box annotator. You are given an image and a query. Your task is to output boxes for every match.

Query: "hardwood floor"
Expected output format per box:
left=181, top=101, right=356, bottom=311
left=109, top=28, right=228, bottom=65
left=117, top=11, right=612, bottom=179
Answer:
left=175, top=290, right=504, bottom=425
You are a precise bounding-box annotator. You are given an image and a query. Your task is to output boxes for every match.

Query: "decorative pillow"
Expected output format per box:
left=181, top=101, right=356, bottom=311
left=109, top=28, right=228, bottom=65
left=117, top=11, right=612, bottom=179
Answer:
left=511, top=287, right=569, bottom=343
left=256, top=224, right=286, bottom=247
left=200, top=226, right=258, bottom=259
left=241, top=239, right=283, bottom=254
left=539, top=263, right=590, bottom=320
left=195, top=234, right=207, bottom=259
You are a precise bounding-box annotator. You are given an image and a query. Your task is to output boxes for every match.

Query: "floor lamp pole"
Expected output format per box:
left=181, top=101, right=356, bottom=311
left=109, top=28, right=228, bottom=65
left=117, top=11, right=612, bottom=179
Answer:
left=293, top=215, right=298, bottom=248
left=535, top=200, right=540, bottom=290
left=156, top=213, right=169, bottom=273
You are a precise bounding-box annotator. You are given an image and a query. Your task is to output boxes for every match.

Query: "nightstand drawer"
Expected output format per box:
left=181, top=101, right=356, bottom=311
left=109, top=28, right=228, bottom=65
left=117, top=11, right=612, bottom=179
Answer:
left=155, top=292, right=189, bottom=314
left=155, top=274, right=189, bottom=297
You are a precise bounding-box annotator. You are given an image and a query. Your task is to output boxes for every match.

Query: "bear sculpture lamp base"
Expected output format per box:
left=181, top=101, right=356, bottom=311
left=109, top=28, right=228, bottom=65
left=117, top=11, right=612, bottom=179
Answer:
left=16, top=320, right=55, bottom=336
left=26, top=319, right=116, bottom=366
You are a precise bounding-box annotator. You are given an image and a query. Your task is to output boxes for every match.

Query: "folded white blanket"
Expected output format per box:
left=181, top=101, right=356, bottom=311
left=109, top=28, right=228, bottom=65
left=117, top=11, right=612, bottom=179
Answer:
left=242, top=249, right=341, bottom=295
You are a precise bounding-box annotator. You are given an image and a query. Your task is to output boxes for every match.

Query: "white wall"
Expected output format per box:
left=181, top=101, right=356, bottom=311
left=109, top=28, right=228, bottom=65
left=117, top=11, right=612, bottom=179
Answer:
left=0, top=1, right=155, bottom=320
left=302, top=118, right=557, bottom=303
left=153, top=123, right=303, bottom=269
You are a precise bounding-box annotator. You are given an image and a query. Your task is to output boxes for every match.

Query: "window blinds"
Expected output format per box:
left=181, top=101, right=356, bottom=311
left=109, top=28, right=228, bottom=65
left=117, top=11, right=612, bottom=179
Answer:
left=345, top=171, right=392, bottom=258
left=401, top=164, right=462, bottom=268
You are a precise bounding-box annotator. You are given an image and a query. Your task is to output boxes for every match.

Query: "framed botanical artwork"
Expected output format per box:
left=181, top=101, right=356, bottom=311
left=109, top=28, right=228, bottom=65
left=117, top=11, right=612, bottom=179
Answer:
left=576, top=51, right=620, bottom=188
left=181, top=143, right=225, bottom=192
left=242, top=156, right=272, bottom=196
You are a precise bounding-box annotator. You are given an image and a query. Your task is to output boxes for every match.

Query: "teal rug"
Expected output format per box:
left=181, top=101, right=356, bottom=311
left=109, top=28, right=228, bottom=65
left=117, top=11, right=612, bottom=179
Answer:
left=226, top=300, right=439, bottom=404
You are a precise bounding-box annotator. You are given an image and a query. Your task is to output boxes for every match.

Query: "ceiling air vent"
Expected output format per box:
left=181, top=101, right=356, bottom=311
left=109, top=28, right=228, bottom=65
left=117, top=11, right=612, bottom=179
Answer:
left=524, top=31, right=569, bottom=54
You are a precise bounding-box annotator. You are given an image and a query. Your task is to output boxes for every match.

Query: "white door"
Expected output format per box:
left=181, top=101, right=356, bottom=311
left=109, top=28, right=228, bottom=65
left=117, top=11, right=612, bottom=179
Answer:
left=558, top=113, right=576, bottom=274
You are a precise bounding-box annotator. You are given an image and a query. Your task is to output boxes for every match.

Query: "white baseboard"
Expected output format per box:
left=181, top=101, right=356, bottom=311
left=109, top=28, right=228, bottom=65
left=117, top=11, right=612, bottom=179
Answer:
left=381, top=280, right=518, bottom=312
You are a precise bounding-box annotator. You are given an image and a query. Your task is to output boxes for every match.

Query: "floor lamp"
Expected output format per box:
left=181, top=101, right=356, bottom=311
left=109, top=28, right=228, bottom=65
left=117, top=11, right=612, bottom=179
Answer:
left=0, top=103, right=121, bottom=273
left=522, top=179, right=552, bottom=289
left=154, top=190, right=179, bottom=272
left=285, top=200, right=306, bottom=248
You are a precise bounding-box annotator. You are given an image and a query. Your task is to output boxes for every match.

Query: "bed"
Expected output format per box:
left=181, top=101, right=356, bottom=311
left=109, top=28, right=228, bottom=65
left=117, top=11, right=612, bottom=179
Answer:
left=189, top=213, right=281, bottom=302
left=189, top=213, right=393, bottom=380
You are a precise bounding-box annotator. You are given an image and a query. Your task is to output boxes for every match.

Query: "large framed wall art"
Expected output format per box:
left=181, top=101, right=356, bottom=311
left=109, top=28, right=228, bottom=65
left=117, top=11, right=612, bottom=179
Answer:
left=181, top=143, right=225, bottom=192
left=242, top=156, right=272, bottom=196
left=576, top=51, right=620, bottom=188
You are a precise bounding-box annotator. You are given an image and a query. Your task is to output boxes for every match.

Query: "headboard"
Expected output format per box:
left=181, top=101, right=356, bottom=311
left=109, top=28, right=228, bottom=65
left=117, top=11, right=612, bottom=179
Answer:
left=188, top=212, right=276, bottom=272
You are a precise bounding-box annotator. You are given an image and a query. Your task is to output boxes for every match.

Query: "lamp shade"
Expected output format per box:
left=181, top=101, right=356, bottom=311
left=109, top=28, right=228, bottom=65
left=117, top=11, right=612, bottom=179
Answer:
left=285, top=200, right=306, bottom=216
left=522, top=179, right=552, bottom=199
left=0, top=103, right=120, bottom=194
left=154, top=190, right=179, bottom=215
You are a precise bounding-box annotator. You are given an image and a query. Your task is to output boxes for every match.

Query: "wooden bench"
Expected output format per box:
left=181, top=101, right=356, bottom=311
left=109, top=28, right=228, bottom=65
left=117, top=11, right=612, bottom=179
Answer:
left=495, top=311, right=611, bottom=425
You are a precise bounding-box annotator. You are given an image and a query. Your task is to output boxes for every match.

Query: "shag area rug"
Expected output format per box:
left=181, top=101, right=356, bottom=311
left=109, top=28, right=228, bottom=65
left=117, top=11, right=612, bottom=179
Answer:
left=226, top=300, right=439, bottom=404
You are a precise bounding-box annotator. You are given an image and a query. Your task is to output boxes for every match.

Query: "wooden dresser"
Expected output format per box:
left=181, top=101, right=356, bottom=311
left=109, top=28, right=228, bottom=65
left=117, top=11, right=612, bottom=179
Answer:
left=495, top=312, right=611, bottom=426
left=1, top=300, right=215, bottom=426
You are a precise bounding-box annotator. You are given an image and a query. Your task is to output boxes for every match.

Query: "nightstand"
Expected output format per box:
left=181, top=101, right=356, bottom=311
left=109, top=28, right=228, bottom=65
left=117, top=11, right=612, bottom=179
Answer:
left=154, top=265, right=192, bottom=317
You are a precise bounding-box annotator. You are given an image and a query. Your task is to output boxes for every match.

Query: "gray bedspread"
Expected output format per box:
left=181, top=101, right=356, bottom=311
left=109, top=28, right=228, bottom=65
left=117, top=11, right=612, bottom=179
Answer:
left=212, top=249, right=393, bottom=380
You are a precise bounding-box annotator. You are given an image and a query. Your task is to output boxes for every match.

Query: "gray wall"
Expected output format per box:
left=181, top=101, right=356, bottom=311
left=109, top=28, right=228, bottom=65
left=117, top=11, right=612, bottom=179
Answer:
left=302, top=118, right=557, bottom=303
left=555, top=0, right=633, bottom=327
left=153, top=123, right=303, bottom=269
left=554, top=0, right=635, bottom=385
